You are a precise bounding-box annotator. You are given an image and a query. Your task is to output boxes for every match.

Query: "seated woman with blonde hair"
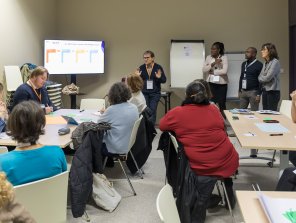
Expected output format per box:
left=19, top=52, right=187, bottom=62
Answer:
left=126, top=73, right=147, bottom=113
left=0, top=100, right=67, bottom=186
left=0, top=172, right=35, bottom=222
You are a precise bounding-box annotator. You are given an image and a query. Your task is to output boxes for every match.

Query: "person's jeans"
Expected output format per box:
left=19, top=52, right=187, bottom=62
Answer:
left=143, top=92, right=161, bottom=125
left=240, top=89, right=259, bottom=111
left=262, top=90, right=280, bottom=111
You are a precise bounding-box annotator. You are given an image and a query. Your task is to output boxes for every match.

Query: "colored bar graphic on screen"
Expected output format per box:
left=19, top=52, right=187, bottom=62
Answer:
left=61, top=49, right=71, bottom=63
left=89, top=50, right=99, bottom=63
left=76, top=50, right=87, bottom=63
left=46, top=49, right=56, bottom=63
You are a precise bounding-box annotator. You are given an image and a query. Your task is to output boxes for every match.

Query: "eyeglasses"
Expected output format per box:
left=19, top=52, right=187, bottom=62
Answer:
left=143, top=57, right=151, bottom=59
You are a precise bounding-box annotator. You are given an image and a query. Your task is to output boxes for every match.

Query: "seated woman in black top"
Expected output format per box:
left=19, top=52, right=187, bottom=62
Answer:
left=12, top=66, right=55, bottom=114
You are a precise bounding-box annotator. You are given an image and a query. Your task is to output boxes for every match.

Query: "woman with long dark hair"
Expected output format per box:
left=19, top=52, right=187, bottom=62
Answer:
left=258, top=43, right=281, bottom=111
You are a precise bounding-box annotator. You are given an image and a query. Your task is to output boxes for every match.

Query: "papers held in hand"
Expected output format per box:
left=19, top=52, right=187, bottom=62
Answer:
left=229, top=109, right=254, bottom=115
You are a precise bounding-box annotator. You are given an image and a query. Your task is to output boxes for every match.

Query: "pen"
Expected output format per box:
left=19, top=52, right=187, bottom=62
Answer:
left=79, top=109, right=85, bottom=113
left=249, top=132, right=255, bottom=136
left=269, top=133, right=283, bottom=136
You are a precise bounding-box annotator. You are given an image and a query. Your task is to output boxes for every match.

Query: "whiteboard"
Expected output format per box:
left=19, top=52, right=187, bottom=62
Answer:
left=170, top=40, right=205, bottom=88
left=4, top=66, right=23, bottom=91
left=225, top=52, right=245, bottom=99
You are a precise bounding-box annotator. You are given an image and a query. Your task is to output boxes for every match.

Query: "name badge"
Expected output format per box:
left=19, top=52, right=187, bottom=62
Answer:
left=212, top=75, right=220, bottom=82
left=147, top=80, right=153, bottom=90
left=242, top=79, right=247, bottom=89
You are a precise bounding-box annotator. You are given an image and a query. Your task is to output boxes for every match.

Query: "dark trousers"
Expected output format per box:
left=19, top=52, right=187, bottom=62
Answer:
left=143, top=92, right=161, bottom=125
left=181, top=171, right=217, bottom=223
left=262, top=90, right=280, bottom=111
left=289, top=151, right=296, bottom=167
left=239, top=89, right=259, bottom=111
left=209, top=83, right=227, bottom=118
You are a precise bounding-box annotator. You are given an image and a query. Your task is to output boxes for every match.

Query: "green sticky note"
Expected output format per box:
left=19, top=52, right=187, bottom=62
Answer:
left=283, top=210, right=296, bottom=223
left=263, top=118, right=272, bottom=120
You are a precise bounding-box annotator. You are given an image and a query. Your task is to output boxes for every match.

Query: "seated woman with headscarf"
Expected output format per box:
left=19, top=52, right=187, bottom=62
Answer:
left=159, top=80, right=238, bottom=223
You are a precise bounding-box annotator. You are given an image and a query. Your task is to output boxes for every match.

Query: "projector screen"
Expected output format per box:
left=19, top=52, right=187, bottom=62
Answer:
left=44, top=40, right=104, bottom=74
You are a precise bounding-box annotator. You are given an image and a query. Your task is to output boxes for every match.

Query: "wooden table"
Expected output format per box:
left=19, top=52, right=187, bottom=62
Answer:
left=0, top=109, right=100, bottom=148
left=0, top=124, right=75, bottom=148
left=225, top=110, right=296, bottom=172
left=236, top=190, right=296, bottom=223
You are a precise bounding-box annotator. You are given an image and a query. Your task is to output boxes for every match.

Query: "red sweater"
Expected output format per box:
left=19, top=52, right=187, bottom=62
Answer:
left=159, top=104, right=238, bottom=178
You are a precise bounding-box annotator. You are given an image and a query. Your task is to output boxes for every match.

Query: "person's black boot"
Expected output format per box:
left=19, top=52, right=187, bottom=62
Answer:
left=206, top=194, right=222, bottom=209
left=224, top=178, right=236, bottom=210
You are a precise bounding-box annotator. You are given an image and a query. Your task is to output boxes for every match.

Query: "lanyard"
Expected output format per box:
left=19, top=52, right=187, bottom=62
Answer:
left=28, top=80, right=42, bottom=102
left=244, top=59, right=257, bottom=73
left=146, top=63, right=154, bottom=80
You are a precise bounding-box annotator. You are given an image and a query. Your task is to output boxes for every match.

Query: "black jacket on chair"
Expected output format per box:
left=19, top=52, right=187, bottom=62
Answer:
left=158, top=132, right=214, bottom=223
left=69, top=129, right=105, bottom=218
left=126, top=107, right=157, bottom=174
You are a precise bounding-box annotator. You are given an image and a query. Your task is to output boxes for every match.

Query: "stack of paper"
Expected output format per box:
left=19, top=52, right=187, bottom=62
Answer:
left=257, top=110, right=281, bottom=115
left=258, top=193, right=296, bottom=223
left=229, top=109, right=254, bottom=115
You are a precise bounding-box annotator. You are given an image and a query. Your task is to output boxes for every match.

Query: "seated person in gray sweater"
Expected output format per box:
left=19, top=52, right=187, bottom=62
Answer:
left=99, top=82, right=139, bottom=155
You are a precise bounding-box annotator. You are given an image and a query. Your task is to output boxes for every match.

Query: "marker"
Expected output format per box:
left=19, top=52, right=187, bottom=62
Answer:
left=269, top=133, right=283, bottom=136
left=79, top=109, right=85, bottom=113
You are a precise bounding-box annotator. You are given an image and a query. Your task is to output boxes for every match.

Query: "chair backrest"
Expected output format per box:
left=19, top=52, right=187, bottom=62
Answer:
left=80, top=98, right=105, bottom=110
left=280, top=100, right=292, bottom=119
left=128, top=115, right=143, bottom=150
left=14, top=171, right=69, bottom=223
left=0, top=146, right=8, bottom=154
left=168, top=133, right=179, bottom=153
left=156, top=184, right=181, bottom=223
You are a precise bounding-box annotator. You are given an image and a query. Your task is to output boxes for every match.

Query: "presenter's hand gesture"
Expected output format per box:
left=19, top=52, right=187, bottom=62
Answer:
left=135, top=69, right=142, bottom=76
left=155, top=69, right=162, bottom=78
left=215, top=58, right=222, bottom=64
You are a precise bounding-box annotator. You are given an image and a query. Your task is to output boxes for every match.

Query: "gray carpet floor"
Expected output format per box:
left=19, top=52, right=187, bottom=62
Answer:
left=67, top=129, right=289, bottom=223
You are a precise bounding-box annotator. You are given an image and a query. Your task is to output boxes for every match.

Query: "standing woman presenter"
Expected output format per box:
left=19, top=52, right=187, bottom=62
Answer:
left=258, top=43, right=281, bottom=111
left=203, top=42, right=228, bottom=118
left=136, top=50, right=166, bottom=124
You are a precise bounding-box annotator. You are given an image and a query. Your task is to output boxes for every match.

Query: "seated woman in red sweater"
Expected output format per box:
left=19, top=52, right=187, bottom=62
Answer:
left=159, top=80, right=238, bottom=222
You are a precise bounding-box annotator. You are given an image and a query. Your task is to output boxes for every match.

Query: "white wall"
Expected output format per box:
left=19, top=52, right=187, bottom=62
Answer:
left=0, top=0, right=289, bottom=121
left=56, top=0, right=289, bottom=120
left=0, top=0, right=57, bottom=83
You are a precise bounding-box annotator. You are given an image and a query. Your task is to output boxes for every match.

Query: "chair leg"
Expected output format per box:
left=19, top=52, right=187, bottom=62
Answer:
left=216, top=182, right=223, bottom=205
left=270, top=150, right=277, bottom=168
left=83, top=211, right=91, bottom=222
left=118, top=159, right=137, bottom=196
left=221, top=181, right=235, bottom=223
left=129, top=151, right=144, bottom=179
left=103, top=157, right=108, bottom=170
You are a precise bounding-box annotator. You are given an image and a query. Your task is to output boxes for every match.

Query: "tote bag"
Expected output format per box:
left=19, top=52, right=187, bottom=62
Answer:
left=92, top=173, right=121, bottom=212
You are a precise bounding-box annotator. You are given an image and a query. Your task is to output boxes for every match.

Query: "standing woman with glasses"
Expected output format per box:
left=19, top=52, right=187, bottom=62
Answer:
left=203, top=42, right=228, bottom=118
left=136, top=50, right=166, bottom=125
left=258, top=43, right=281, bottom=111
